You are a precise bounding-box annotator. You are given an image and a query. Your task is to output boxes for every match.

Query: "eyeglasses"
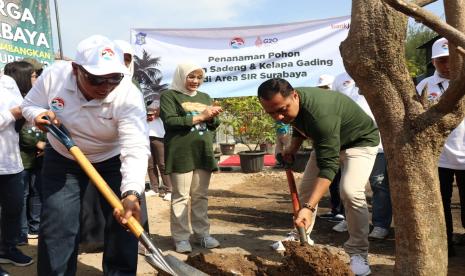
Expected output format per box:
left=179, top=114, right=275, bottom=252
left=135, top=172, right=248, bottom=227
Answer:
left=78, top=65, right=124, bottom=86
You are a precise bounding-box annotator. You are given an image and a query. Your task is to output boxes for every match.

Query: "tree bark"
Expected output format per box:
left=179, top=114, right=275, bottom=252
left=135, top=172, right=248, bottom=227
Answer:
left=341, top=1, right=451, bottom=274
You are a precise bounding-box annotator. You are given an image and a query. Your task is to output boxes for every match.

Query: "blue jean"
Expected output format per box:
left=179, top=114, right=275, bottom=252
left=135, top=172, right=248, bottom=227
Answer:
left=38, top=147, right=138, bottom=276
left=0, top=172, right=24, bottom=252
left=369, top=153, right=392, bottom=229
left=20, top=166, right=43, bottom=239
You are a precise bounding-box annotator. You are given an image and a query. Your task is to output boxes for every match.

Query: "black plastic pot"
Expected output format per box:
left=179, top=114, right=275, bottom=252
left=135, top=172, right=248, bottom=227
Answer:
left=238, top=151, right=265, bottom=173
left=219, top=143, right=235, bottom=155
left=259, top=143, right=275, bottom=155
left=292, top=149, right=312, bottom=173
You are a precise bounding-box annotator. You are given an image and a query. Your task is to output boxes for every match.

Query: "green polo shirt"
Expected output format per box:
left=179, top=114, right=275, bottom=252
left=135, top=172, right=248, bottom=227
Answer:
left=292, top=87, right=379, bottom=181
left=160, top=89, right=220, bottom=174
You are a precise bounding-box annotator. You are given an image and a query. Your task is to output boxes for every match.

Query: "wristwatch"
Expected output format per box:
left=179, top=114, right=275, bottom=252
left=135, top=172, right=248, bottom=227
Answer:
left=121, top=190, right=142, bottom=204
left=302, top=202, right=316, bottom=213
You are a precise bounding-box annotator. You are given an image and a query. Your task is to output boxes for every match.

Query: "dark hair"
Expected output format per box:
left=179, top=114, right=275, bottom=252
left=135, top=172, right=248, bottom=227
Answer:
left=257, top=78, right=294, bottom=100
left=4, top=61, right=34, bottom=97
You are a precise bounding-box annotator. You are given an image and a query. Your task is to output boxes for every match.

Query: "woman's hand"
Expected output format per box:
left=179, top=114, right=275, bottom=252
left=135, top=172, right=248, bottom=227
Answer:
left=9, top=106, right=22, bottom=120
left=200, top=106, right=223, bottom=121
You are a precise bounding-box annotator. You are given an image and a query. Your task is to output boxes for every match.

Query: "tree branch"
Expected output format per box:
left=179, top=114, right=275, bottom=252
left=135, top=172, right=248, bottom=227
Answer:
left=414, top=0, right=437, bottom=7
left=383, top=0, right=465, bottom=48
left=385, top=0, right=465, bottom=115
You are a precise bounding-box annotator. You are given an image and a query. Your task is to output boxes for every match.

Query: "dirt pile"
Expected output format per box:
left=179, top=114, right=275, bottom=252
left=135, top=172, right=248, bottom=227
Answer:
left=186, top=241, right=353, bottom=276
left=277, top=241, right=353, bottom=276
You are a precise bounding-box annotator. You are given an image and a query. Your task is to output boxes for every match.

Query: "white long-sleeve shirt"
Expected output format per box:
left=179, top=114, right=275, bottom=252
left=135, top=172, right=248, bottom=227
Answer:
left=21, top=61, right=150, bottom=194
left=0, top=74, right=24, bottom=174
left=333, top=72, right=383, bottom=153
left=416, top=71, right=465, bottom=170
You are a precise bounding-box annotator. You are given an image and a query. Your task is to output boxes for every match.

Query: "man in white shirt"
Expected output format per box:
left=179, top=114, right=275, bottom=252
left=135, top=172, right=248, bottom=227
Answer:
left=333, top=72, right=392, bottom=241
left=146, top=100, right=173, bottom=200
left=21, top=35, right=149, bottom=275
left=416, top=37, right=464, bottom=257
left=0, top=74, right=34, bottom=276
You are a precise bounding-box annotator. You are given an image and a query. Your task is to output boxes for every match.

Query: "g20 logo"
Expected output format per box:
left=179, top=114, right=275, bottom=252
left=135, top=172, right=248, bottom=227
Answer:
left=263, top=38, right=278, bottom=44
left=255, top=36, right=278, bottom=47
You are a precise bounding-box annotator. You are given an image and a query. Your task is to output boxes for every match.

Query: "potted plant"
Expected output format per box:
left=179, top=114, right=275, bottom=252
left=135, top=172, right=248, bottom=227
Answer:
left=217, top=109, right=237, bottom=155
left=219, top=96, right=275, bottom=173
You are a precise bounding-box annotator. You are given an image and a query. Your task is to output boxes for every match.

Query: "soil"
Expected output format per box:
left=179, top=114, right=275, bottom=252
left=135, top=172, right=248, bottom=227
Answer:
left=6, top=167, right=465, bottom=275
left=186, top=241, right=353, bottom=276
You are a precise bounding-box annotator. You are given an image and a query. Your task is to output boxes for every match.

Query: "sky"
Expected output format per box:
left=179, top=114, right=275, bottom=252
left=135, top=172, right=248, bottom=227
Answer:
left=49, top=0, right=445, bottom=58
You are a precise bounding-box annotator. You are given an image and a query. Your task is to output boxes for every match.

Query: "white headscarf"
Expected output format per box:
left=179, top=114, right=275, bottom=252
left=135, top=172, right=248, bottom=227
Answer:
left=170, top=62, right=204, bottom=96
left=114, top=40, right=135, bottom=77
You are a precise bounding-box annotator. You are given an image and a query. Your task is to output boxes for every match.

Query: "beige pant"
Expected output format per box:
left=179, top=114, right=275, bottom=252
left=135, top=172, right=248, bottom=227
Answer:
left=170, top=169, right=212, bottom=242
left=298, top=146, right=378, bottom=256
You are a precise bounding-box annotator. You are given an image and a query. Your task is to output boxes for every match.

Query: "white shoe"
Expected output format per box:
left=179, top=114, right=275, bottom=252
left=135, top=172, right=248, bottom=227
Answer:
left=270, top=231, right=314, bottom=251
left=368, top=226, right=389, bottom=239
left=163, top=192, right=172, bottom=201
left=198, top=236, right=220, bottom=249
left=350, top=254, right=371, bottom=276
left=175, top=240, right=192, bottom=253
left=145, top=190, right=159, bottom=197
left=138, top=242, right=149, bottom=256
left=27, top=233, right=38, bottom=239
left=332, top=220, right=348, bottom=232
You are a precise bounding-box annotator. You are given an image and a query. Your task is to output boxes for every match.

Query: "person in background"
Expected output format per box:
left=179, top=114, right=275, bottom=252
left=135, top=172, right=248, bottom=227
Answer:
left=146, top=100, right=173, bottom=200
left=273, top=121, right=291, bottom=168
left=0, top=73, right=34, bottom=276
left=333, top=72, right=391, bottom=240
left=160, top=62, right=222, bottom=253
left=258, top=78, right=379, bottom=276
left=315, top=74, right=335, bottom=90
left=4, top=60, right=46, bottom=244
left=114, top=39, right=152, bottom=258
left=314, top=74, right=347, bottom=225
left=416, top=37, right=464, bottom=257
left=114, top=40, right=135, bottom=77
left=21, top=35, right=149, bottom=276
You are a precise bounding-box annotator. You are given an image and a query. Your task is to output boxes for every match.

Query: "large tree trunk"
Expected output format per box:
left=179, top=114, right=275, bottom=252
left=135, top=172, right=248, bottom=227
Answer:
left=340, top=1, right=451, bottom=274
left=386, top=140, right=447, bottom=275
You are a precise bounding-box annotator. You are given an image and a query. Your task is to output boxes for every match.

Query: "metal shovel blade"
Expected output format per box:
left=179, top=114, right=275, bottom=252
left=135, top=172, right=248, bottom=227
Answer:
left=140, top=232, right=207, bottom=276
left=145, top=254, right=208, bottom=276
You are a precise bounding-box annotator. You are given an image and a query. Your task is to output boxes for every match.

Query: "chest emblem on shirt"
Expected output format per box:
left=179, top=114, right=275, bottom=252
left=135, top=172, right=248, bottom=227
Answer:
left=428, top=92, right=440, bottom=101
left=50, top=97, right=65, bottom=112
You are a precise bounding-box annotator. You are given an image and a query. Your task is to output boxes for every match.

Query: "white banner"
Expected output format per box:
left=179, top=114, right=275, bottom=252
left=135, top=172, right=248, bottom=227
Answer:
left=131, top=16, right=350, bottom=98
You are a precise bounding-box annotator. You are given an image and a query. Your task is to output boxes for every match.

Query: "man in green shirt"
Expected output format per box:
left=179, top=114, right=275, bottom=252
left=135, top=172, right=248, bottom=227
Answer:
left=258, top=78, right=379, bottom=276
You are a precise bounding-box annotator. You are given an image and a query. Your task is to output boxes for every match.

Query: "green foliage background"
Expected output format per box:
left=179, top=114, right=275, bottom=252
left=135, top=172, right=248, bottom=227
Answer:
left=219, top=96, right=275, bottom=151
left=405, top=23, right=437, bottom=77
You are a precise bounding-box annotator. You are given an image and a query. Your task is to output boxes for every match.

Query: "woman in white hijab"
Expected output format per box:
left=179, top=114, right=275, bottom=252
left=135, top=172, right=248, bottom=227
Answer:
left=160, top=62, right=222, bottom=253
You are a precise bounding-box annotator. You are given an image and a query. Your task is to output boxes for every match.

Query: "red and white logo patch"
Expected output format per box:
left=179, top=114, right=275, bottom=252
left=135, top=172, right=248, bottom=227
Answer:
left=50, top=97, right=65, bottom=112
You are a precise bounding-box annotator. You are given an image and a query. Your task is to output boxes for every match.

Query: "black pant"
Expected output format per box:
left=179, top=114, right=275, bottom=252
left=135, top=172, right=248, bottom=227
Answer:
left=438, top=167, right=465, bottom=246
left=148, top=137, right=172, bottom=193
left=329, top=170, right=344, bottom=215
left=0, top=173, right=24, bottom=252
left=38, top=147, right=138, bottom=276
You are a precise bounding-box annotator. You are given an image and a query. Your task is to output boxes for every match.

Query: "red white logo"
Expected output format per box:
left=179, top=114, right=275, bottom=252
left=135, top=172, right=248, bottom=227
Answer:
left=101, top=47, right=116, bottom=60
left=50, top=97, right=65, bottom=112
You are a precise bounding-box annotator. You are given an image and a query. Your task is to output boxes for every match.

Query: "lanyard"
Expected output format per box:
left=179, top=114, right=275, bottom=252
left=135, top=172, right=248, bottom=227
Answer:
left=438, top=82, right=445, bottom=93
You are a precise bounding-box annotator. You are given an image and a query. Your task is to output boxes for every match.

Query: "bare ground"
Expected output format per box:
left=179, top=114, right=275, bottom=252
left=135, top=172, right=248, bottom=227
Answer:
left=7, top=168, right=465, bottom=275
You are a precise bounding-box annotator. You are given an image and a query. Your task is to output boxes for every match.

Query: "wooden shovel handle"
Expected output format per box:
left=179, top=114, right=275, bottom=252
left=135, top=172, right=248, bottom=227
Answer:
left=286, top=169, right=301, bottom=216
left=69, top=146, right=145, bottom=237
